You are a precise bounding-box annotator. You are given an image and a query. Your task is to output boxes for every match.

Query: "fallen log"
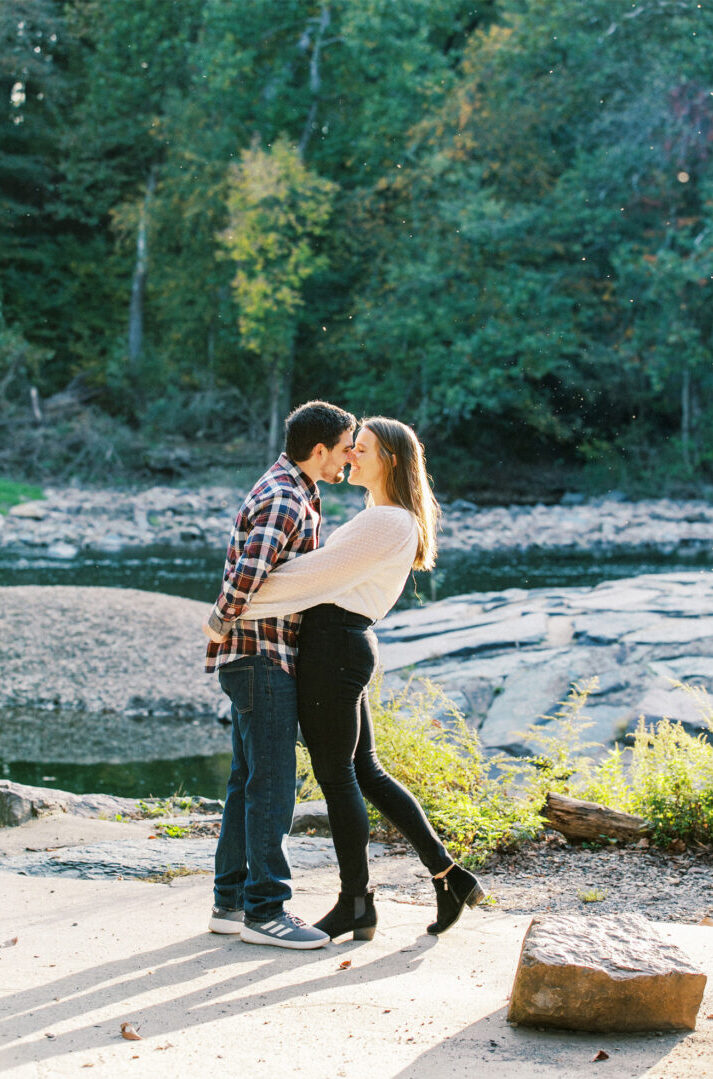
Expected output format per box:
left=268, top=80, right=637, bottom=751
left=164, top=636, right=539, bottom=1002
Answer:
left=543, top=791, right=652, bottom=843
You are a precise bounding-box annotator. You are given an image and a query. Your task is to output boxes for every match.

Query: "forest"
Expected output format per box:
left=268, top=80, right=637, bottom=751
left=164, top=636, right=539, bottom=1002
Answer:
left=2, top=0, right=713, bottom=498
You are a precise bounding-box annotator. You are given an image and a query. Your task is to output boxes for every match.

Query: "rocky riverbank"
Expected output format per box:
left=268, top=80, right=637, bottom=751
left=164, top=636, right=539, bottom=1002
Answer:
left=3, top=484, right=713, bottom=557
left=2, top=573, right=713, bottom=768
left=1, top=781, right=711, bottom=925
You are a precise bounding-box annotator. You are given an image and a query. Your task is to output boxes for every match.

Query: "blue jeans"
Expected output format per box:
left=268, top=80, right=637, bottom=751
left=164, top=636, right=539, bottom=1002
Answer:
left=214, top=655, right=297, bottom=922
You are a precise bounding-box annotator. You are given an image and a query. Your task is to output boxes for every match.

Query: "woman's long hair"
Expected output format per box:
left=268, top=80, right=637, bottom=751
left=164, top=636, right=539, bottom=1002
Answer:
left=361, top=416, right=440, bottom=571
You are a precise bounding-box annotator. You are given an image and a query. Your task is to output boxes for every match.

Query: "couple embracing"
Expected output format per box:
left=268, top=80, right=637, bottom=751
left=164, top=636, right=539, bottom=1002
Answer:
left=202, top=400, right=484, bottom=950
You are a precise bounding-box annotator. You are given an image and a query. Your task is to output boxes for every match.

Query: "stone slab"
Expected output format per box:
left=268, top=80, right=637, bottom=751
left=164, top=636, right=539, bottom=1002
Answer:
left=378, top=612, right=548, bottom=672
left=508, top=913, right=707, bottom=1033
left=635, top=685, right=711, bottom=728
left=626, top=617, right=713, bottom=645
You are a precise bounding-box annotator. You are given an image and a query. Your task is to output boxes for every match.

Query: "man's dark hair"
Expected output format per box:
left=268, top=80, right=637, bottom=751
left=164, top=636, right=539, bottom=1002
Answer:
left=285, top=400, right=356, bottom=461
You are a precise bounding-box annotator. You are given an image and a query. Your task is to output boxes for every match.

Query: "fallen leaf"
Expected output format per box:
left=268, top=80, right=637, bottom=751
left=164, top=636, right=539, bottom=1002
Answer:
left=1, top=937, right=18, bottom=949
left=81, top=1065, right=94, bottom=1069
left=706, top=1014, right=713, bottom=1020
left=338, top=959, right=352, bottom=970
left=591, top=1049, right=609, bottom=1062
left=699, top=916, right=713, bottom=926
left=154, top=1043, right=174, bottom=1051
left=120, top=1022, right=143, bottom=1041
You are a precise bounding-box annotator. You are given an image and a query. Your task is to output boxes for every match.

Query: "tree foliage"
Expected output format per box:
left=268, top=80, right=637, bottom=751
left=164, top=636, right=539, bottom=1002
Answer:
left=2, top=0, right=713, bottom=492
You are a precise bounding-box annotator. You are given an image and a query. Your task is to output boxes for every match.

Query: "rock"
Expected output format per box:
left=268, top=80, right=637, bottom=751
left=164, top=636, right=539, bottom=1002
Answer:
left=627, top=616, right=713, bottom=645
left=508, top=913, right=707, bottom=1032
left=477, top=659, right=575, bottom=752
left=0, top=783, right=34, bottom=826
left=8, top=501, right=47, bottom=520
left=291, top=799, right=331, bottom=836
left=0, top=779, right=144, bottom=827
left=48, top=542, right=79, bottom=560
left=635, top=684, right=710, bottom=729
left=379, top=612, right=548, bottom=671
left=95, top=532, right=125, bottom=552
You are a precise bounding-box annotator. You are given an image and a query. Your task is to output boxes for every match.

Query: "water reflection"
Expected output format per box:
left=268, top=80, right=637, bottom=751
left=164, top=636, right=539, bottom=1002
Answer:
left=2, top=753, right=233, bottom=801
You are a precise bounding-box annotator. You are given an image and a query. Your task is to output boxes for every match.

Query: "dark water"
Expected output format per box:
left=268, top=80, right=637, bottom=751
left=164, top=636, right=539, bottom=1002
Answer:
left=2, top=541, right=711, bottom=605
left=1, top=753, right=232, bottom=801
left=3, top=541, right=712, bottom=799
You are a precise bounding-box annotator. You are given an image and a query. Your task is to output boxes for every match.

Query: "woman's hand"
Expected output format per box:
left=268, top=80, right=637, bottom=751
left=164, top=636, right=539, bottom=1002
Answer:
left=202, top=620, right=230, bottom=644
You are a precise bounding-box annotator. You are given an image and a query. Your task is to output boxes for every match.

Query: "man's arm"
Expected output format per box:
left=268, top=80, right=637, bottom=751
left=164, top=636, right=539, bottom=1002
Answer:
left=238, top=508, right=416, bottom=621
left=203, top=491, right=305, bottom=640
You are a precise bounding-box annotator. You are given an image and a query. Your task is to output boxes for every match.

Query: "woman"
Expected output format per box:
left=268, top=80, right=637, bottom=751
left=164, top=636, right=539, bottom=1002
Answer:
left=239, top=417, right=484, bottom=940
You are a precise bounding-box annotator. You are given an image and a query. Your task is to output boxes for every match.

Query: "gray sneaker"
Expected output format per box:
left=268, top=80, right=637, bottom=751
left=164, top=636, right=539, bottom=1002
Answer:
left=208, top=906, right=244, bottom=934
left=241, top=912, right=329, bottom=950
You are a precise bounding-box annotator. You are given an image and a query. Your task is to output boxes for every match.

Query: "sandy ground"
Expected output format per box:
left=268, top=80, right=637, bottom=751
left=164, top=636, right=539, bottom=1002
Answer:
left=2, top=819, right=713, bottom=1079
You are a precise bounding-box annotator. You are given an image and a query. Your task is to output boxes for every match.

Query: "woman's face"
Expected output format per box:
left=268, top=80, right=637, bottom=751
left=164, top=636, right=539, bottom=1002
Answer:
left=347, top=426, right=387, bottom=490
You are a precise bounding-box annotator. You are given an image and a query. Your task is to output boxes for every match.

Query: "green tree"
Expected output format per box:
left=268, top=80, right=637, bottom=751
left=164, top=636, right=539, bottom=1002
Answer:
left=220, top=136, right=337, bottom=461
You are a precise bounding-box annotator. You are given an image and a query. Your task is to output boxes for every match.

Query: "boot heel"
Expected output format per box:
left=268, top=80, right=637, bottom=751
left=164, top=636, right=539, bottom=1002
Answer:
left=353, top=925, right=376, bottom=941
left=466, top=885, right=485, bottom=909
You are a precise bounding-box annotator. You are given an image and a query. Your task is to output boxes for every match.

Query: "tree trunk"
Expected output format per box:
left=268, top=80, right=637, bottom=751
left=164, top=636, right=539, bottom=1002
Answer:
left=681, top=363, right=691, bottom=468
left=543, top=792, right=651, bottom=843
left=128, top=170, right=156, bottom=366
left=265, top=339, right=295, bottom=465
left=298, top=4, right=331, bottom=159
left=266, top=361, right=282, bottom=466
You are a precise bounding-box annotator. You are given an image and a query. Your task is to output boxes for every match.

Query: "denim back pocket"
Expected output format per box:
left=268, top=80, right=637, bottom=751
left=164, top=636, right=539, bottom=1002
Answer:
left=218, top=663, right=254, bottom=715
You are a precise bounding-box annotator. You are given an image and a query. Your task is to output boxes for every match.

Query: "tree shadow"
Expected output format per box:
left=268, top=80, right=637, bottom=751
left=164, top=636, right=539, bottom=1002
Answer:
left=1, top=929, right=438, bottom=1070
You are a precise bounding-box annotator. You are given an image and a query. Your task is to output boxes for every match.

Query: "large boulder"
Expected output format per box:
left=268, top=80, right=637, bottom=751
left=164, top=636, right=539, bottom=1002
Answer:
left=508, top=913, right=706, bottom=1032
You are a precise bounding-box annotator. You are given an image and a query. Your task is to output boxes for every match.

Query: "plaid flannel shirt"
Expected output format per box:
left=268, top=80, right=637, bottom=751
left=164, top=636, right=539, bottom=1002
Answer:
left=205, top=453, right=321, bottom=677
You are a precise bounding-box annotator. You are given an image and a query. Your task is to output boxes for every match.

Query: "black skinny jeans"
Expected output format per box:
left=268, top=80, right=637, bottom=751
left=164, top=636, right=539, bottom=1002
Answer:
left=297, top=604, right=452, bottom=896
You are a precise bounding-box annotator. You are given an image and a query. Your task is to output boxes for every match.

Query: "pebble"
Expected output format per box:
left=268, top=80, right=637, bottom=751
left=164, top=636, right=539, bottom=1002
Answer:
left=3, top=487, right=713, bottom=556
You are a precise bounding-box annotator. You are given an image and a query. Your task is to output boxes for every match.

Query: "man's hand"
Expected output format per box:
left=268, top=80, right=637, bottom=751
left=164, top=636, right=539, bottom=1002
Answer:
left=202, top=620, right=230, bottom=645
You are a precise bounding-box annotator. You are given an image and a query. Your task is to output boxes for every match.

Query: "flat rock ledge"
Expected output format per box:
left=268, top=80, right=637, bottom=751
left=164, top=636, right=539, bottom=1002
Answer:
left=0, top=779, right=220, bottom=828
left=508, top=913, right=707, bottom=1033
left=380, top=569, right=713, bottom=754
left=0, top=778, right=329, bottom=834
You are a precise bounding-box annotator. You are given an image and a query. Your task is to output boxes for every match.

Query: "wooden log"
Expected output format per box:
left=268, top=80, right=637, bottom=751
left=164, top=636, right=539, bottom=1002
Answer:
left=543, top=791, right=651, bottom=843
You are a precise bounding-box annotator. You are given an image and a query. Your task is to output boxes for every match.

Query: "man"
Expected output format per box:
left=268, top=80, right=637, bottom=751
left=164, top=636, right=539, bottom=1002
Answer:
left=202, top=400, right=356, bottom=949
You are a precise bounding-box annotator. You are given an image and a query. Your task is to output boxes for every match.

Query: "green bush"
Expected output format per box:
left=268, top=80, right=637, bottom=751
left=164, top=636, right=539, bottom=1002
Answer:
left=298, top=672, right=713, bottom=861
left=627, top=715, right=713, bottom=845
left=516, top=678, right=713, bottom=848
left=297, top=675, right=543, bottom=865
left=0, top=478, right=44, bottom=514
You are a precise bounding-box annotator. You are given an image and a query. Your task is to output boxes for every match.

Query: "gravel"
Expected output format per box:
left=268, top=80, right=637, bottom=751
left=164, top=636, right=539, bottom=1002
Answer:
left=374, top=836, right=713, bottom=926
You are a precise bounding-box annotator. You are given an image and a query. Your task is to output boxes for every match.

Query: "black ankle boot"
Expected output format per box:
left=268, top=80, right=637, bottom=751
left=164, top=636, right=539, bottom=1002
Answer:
left=313, top=892, right=377, bottom=941
left=426, top=863, right=485, bottom=935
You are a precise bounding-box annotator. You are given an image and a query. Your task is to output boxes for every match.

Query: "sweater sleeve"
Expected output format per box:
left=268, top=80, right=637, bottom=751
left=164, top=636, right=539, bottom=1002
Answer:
left=238, top=507, right=416, bottom=621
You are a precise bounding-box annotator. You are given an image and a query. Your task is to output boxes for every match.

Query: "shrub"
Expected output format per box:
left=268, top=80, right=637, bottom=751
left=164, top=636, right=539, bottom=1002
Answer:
left=297, top=672, right=713, bottom=861
left=297, top=674, right=543, bottom=864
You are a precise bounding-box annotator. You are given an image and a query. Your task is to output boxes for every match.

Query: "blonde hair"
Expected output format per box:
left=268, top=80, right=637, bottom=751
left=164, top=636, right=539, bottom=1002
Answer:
left=361, top=416, right=440, bottom=571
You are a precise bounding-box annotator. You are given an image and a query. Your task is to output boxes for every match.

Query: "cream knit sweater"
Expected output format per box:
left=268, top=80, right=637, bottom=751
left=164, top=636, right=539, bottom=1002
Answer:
left=239, top=504, right=419, bottom=623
